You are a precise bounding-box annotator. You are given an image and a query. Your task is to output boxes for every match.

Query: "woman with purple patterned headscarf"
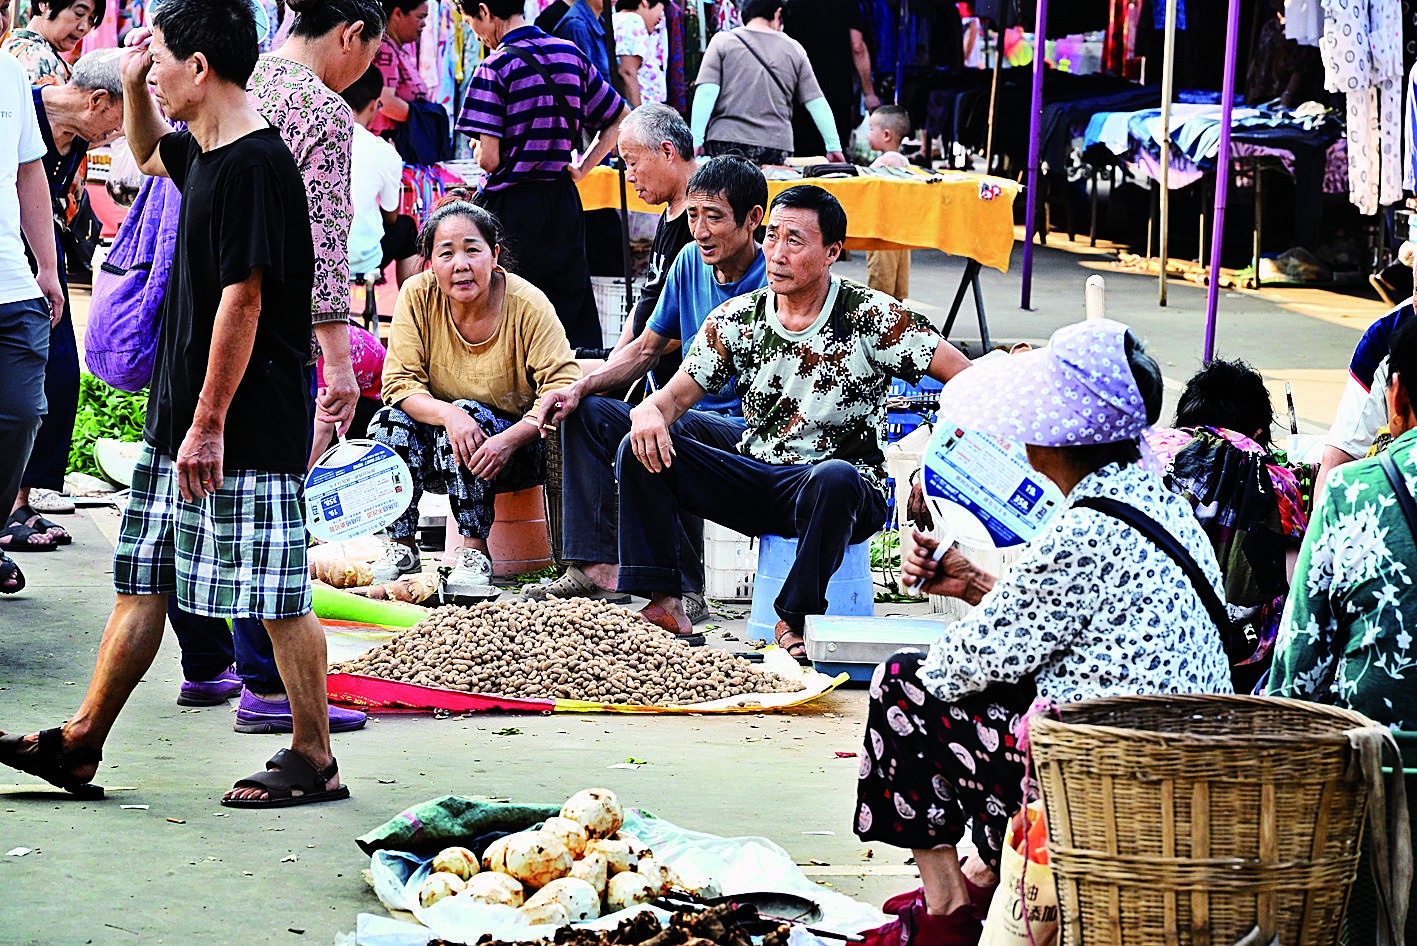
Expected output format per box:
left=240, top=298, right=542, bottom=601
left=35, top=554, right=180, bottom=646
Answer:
left=852, top=320, right=1233, bottom=946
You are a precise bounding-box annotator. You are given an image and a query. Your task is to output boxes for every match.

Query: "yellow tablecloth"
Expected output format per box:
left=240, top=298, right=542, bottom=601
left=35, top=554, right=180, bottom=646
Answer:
left=575, top=166, right=1021, bottom=272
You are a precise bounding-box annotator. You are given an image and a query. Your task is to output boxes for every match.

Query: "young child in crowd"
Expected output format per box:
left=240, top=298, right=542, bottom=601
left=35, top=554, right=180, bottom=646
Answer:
left=865, top=104, right=911, bottom=301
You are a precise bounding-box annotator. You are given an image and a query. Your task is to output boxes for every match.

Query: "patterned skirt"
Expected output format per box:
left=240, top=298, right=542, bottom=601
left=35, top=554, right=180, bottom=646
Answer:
left=854, top=649, right=1035, bottom=872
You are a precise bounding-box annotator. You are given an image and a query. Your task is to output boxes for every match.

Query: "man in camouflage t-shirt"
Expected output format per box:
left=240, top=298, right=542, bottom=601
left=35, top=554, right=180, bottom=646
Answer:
left=618, top=185, right=972, bottom=659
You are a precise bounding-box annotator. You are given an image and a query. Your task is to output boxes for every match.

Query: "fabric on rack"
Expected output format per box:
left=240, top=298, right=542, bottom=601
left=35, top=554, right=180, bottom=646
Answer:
left=1286, top=0, right=1324, bottom=46
left=1321, top=0, right=1403, bottom=215
left=666, top=0, right=687, bottom=113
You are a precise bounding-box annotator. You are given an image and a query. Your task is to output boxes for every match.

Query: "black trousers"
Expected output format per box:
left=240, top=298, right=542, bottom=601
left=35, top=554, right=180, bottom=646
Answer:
left=560, top=396, right=744, bottom=594
left=477, top=174, right=602, bottom=351
left=616, top=434, right=885, bottom=627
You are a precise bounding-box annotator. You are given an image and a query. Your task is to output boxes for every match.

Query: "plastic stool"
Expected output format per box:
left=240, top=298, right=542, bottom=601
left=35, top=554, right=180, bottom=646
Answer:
left=746, top=535, right=873, bottom=643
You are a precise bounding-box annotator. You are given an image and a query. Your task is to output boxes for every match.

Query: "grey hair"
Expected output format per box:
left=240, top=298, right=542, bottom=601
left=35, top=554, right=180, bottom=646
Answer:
left=70, top=48, right=124, bottom=97
left=620, top=103, right=694, bottom=161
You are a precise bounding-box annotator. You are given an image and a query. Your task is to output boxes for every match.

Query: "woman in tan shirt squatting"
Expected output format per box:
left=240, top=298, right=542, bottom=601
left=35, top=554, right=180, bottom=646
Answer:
left=368, top=192, right=579, bottom=600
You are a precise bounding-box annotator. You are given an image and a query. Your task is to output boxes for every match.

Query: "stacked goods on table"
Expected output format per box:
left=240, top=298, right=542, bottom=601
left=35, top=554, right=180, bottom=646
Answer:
left=430, top=902, right=793, bottom=946
left=330, top=599, right=803, bottom=705
left=418, top=789, right=723, bottom=926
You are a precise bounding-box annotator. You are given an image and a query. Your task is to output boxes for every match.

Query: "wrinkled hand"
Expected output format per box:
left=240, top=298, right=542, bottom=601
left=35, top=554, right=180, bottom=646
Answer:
left=534, top=385, right=581, bottom=433
left=467, top=431, right=516, bottom=481
left=176, top=420, right=224, bottom=502
left=444, top=407, right=487, bottom=471
left=902, top=530, right=986, bottom=601
left=827, top=151, right=846, bottom=164
left=906, top=481, right=935, bottom=531
left=628, top=402, right=674, bottom=473
left=316, top=364, right=358, bottom=433
left=36, top=267, right=63, bottom=326
left=568, top=159, right=592, bottom=184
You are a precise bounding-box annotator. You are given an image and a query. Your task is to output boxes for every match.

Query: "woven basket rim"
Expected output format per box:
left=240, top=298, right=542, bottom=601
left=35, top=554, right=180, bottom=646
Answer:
left=1030, top=693, right=1384, bottom=746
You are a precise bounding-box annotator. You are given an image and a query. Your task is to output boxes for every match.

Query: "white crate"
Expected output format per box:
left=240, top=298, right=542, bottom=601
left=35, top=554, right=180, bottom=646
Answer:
left=591, top=276, right=642, bottom=349
left=704, top=521, right=758, bottom=602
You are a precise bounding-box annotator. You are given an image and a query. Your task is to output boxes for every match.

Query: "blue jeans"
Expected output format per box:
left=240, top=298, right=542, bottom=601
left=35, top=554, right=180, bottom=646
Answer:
left=0, top=296, right=51, bottom=512
left=559, top=396, right=744, bottom=594
left=21, top=288, right=77, bottom=491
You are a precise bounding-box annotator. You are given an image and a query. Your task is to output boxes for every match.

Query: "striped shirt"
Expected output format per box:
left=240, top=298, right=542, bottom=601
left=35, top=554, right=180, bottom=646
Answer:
left=457, top=25, right=624, bottom=191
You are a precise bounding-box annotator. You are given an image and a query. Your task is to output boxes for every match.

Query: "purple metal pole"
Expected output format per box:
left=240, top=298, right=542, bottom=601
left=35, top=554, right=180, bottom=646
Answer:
left=1019, top=0, right=1048, bottom=310
left=1202, top=0, right=1243, bottom=359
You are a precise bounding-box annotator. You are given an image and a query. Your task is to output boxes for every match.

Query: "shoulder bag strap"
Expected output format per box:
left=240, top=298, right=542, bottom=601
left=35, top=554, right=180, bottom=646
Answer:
left=733, top=32, right=794, bottom=103
left=1073, top=496, right=1235, bottom=642
left=497, top=42, right=586, bottom=134
left=1379, top=450, right=1417, bottom=538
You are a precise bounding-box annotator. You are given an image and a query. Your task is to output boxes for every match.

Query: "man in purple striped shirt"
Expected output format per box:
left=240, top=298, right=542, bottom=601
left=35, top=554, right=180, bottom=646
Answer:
left=458, top=0, right=629, bottom=351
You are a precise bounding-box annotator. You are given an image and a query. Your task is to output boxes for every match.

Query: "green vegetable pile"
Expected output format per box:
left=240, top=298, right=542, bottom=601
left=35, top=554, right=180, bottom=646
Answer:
left=68, top=373, right=147, bottom=479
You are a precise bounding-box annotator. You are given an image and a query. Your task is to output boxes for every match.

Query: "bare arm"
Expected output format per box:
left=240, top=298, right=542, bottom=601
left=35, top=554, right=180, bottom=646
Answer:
left=478, top=134, right=501, bottom=175
left=571, top=105, right=631, bottom=182
left=626, top=369, right=708, bottom=473
left=618, top=56, right=643, bottom=108
left=850, top=28, right=880, bottom=111
left=923, top=337, right=973, bottom=384
left=378, top=87, right=411, bottom=123
left=16, top=160, right=63, bottom=324
left=1314, top=446, right=1357, bottom=505
left=120, top=29, right=171, bottom=178
left=176, top=268, right=265, bottom=502
left=536, top=328, right=673, bottom=427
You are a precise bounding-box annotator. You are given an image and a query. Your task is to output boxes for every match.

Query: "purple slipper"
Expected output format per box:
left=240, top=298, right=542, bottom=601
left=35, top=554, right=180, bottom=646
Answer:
left=234, top=688, right=367, bottom=734
left=178, top=665, right=244, bottom=706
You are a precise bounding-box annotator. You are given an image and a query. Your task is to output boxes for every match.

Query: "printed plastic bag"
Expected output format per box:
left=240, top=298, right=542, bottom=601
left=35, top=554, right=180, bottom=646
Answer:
left=979, top=801, right=1058, bottom=946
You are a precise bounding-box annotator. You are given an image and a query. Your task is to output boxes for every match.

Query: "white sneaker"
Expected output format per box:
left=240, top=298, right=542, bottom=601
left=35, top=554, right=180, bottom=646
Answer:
left=27, top=488, right=75, bottom=514
left=371, top=542, right=420, bottom=582
left=442, top=547, right=496, bottom=604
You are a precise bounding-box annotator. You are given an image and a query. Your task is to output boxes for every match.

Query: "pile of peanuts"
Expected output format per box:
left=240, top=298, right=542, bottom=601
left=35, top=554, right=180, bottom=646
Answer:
left=330, top=597, right=805, bottom=706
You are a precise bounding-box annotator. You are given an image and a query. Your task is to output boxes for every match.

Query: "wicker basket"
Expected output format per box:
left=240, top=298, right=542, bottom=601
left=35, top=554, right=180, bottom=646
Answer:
left=1030, top=694, right=1385, bottom=946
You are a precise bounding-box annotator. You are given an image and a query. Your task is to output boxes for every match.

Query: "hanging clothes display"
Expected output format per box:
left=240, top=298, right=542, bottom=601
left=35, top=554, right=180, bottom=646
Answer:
left=1286, top=0, right=1324, bottom=46
left=1320, top=0, right=1403, bottom=215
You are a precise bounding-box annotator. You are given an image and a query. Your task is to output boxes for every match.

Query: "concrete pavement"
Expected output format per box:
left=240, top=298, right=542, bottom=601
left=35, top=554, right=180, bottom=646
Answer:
left=0, top=235, right=1387, bottom=945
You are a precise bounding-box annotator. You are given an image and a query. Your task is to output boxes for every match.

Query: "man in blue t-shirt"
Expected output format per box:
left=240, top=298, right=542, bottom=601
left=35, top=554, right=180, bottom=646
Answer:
left=529, top=157, right=768, bottom=634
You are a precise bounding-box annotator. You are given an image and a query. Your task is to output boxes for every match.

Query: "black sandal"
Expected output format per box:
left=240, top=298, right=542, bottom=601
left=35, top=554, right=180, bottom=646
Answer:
left=10, top=505, right=71, bottom=545
left=0, top=728, right=104, bottom=798
left=0, top=551, right=22, bottom=594
left=0, top=521, right=56, bottom=552
left=221, top=748, right=350, bottom=809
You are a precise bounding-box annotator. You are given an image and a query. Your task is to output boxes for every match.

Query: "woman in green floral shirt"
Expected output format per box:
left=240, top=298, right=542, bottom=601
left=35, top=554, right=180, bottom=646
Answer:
left=1270, top=317, right=1417, bottom=729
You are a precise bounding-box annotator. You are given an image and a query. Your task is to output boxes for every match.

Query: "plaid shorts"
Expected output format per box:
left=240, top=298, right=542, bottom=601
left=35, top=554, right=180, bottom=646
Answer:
left=113, top=443, right=312, bottom=620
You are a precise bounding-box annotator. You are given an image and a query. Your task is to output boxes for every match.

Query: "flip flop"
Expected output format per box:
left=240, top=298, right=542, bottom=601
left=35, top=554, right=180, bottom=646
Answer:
left=0, top=552, right=23, bottom=594
left=220, top=748, right=350, bottom=809
left=10, top=505, right=71, bottom=545
left=774, top=620, right=813, bottom=666
left=0, top=728, right=104, bottom=798
left=0, top=521, right=56, bottom=552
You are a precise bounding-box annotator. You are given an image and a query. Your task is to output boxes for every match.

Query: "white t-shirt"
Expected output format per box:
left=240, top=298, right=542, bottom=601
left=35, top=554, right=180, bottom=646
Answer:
left=348, top=122, right=404, bottom=276
left=0, top=53, right=46, bottom=305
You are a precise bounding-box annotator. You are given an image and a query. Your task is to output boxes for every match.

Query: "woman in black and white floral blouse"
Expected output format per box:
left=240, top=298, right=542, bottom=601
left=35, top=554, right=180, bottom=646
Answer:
left=854, top=320, right=1233, bottom=946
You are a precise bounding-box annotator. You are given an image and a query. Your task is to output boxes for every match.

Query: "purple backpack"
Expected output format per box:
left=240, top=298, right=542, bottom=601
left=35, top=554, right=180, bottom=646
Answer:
left=84, top=175, right=182, bottom=391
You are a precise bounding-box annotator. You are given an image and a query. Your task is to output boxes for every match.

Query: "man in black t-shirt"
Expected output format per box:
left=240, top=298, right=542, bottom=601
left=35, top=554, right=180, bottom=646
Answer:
left=782, top=0, right=881, bottom=157
left=0, top=0, right=347, bottom=808
left=608, top=104, right=696, bottom=382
